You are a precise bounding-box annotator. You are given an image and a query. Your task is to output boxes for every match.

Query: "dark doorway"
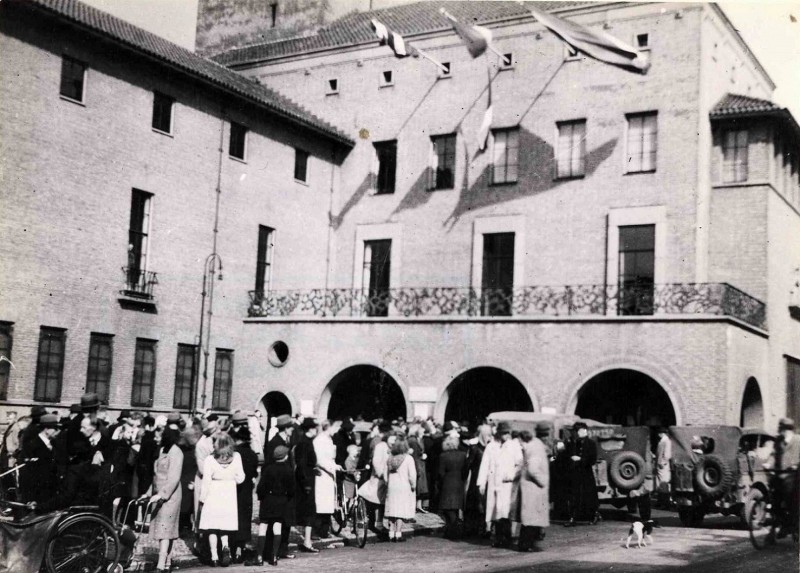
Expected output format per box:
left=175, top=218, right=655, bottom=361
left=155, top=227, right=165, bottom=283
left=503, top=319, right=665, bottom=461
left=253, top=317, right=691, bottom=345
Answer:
left=482, top=233, right=515, bottom=316
left=327, top=365, right=406, bottom=421
left=740, top=377, right=764, bottom=428
left=363, top=240, right=392, bottom=317
left=444, top=367, right=532, bottom=427
left=575, top=369, right=675, bottom=426
left=262, top=391, right=292, bottom=433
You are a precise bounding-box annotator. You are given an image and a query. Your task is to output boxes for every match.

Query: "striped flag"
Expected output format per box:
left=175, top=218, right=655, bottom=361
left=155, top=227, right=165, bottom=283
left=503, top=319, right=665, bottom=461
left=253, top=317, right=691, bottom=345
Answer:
left=371, top=19, right=449, bottom=72
left=527, top=6, right=650, bottom=74
left=440, top=9, right=510, bottom=65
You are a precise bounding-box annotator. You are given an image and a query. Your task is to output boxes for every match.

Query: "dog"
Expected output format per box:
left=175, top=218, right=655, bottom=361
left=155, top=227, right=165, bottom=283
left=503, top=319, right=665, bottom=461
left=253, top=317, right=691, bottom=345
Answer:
left=625, top=520, right=654, bottom=548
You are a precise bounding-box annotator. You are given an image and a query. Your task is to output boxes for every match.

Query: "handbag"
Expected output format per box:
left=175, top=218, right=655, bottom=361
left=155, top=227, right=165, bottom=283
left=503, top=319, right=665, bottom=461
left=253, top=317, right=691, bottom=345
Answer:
left=357, top=476, right=386, bottom=505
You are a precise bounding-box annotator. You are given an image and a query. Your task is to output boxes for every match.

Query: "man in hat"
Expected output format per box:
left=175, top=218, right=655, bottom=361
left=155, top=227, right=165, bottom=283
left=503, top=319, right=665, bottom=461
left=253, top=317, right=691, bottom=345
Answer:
left=517, top=425, right=550, bottom=552
left=19, top=414, right=61, bottom=509
left=333, top=418, right=356, bottom=467
left=263, top=414, right=296, bottom=559
left=294, top=418, right=320, bottom=553
left=20, top=404, right=48, bottom=453
left=477, top=421, right=521, bottom=548
left=654, top=427, right=672, bottom=509
left=564, top=421, right=599, bottom=526
left=775, top=417, right=800, bottom=537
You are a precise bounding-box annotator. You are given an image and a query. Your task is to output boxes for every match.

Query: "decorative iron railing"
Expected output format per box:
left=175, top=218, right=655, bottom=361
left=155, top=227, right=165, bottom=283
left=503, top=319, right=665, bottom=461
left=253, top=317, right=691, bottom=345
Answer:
left=121, top=267, right=158, bottom=300
left=247, top=283, right=766, bottom=329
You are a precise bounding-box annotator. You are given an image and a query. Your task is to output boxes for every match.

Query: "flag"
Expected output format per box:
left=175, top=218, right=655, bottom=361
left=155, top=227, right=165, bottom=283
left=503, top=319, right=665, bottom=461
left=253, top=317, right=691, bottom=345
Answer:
left=371, top=19, right=449, bottom=72
left=440, top=9, right=511, bottom=65
left=527, top=6, right=650, bottom=74
left=477, top=78, right=493, bottom=152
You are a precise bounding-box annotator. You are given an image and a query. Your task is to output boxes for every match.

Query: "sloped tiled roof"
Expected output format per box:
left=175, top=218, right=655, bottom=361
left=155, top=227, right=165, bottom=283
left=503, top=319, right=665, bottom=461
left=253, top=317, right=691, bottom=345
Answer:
left=212, top=0, right=594, bottom=67
left=710, top=94, right=782, bottom=117
left=8, top=0, right=352, bottom=146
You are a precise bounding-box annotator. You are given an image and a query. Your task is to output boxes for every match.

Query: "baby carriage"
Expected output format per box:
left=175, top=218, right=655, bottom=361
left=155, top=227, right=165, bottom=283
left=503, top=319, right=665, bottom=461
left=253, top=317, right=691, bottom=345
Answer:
left=112, top=497, right=161, bottom=571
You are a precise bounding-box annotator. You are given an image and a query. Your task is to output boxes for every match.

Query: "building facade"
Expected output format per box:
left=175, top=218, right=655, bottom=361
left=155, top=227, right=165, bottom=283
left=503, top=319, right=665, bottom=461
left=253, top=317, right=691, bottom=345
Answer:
left=211, top=1, right=800, bottom=429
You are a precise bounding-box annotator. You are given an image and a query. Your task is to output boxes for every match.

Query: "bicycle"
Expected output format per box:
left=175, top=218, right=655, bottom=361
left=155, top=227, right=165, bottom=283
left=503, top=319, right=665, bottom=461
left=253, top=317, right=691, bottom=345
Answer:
left=747, top=468, right=799, bottom=550
left=329, top=469, right=368, bottom=548
left=0, top=497, right=121, bottom=573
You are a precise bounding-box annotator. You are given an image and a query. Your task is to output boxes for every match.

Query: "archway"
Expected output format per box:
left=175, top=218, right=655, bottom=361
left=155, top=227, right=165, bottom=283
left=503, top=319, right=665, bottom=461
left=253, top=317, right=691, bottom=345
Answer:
left=574, top=369, right=676, bottom=426
left=740, top=377, right=764, bottom=428
left=325, top=365, right=406, bottom=421
left=261, top=391, right=292, bottom=439
left=443, top=367, right=533, bottom=428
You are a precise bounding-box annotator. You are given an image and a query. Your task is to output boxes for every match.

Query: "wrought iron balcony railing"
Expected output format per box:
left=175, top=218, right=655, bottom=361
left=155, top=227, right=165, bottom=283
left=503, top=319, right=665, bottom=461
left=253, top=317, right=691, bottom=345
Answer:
left=121, top=267, right=158, bottom=300
left=247, top=283, right=766, bottom=329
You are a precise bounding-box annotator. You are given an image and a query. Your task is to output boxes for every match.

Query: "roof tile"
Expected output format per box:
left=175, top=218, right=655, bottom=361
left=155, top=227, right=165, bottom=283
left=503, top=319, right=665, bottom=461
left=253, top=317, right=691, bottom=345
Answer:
left=710, top=93, right=781, bottom=117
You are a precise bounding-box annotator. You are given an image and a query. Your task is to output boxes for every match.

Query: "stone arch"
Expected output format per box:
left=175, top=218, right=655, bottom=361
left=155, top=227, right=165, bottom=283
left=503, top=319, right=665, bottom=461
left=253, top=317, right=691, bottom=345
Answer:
left=257, top=390, right=295, bottom=434
left=319, top=364, right=408, bottom=421
left=740, top=377, right=764, bottom=428
left=434, top=366, right=535, bottom=427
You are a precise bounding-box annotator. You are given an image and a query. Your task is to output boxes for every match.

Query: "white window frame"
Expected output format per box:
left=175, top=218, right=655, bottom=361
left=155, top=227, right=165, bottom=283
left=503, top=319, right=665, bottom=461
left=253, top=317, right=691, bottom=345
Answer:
left=634, top=32, right=651, bottom=51
left=151, top=91, right=175, bottom=136
left=59, top=54, right=87, bottom=105
left=624, top=111, right=658, bottom=174
left=470, top=215, right=526, bottom=291
left=379, top=70, right=394, bottom=88
left=606, top=206, right=667, bottom=315
left=721, top=128, right=749, bottom=183
left=499, top=52, right=515, bottom=70
left=438, top=62, right=452, bottom=79
left=229, top=121, right=248, bottom=162
left=326, top=78, right=339, bottom=95
left=555, top=119, right=587, bottom=179
left=491, top=127, right=520, bottom=185
left=353, top=223, right=402, bottom=295
left=129, top=190, right=154, bottom=274
left=430, top=133, right=457, bottom=190
left=564, top=44, right=581, bottom=62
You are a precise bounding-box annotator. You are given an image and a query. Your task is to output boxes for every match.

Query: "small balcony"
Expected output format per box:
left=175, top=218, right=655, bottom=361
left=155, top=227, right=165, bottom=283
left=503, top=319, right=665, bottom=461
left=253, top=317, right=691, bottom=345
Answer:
left=247, top=282, right=766, bottom=330
left=119, top=267, right=158, bottom=312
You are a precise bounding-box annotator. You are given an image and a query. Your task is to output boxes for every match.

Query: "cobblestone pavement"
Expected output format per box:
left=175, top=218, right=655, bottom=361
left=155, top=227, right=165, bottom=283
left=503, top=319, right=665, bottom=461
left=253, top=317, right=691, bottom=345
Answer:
left=172, top=510, right=798, bottom=573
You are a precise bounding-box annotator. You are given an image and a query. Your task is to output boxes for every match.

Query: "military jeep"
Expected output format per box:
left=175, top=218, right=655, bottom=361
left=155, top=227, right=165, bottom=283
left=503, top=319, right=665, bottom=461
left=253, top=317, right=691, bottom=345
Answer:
left=487, top=412, right=651, bottom=508
left=668, top=425, right=773, bottom=526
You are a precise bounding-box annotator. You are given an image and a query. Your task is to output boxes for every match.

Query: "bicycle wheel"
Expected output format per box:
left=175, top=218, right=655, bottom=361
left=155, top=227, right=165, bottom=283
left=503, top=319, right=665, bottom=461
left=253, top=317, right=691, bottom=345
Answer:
left=330, top=505, right=344, bottom=535
left=45, top=513, right=120, bottom=573
left=748, top=493, right=776, bottom=550
left=354, top=497, right=368, bottom=548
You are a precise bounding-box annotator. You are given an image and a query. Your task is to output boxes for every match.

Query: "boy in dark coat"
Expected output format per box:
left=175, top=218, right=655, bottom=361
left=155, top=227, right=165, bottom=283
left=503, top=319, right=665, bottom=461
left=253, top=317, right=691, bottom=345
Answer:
left=252, top=445, right=296, bottom=566
left=293, top=418, right=319, bottom=553
left=438, top=435, right=468, bottom=539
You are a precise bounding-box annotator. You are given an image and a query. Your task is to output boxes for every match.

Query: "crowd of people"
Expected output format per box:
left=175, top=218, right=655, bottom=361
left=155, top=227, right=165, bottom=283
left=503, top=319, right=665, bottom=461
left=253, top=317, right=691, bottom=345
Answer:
left=3, top=392, right=798, bottom=571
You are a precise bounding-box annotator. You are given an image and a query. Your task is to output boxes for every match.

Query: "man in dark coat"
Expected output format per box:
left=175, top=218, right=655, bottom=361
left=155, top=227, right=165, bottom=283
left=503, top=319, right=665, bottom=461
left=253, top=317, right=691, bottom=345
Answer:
left=564, top=421, right=599, bottom=526
left=253, top=445, right=296, bottom=566
left=333, top=419, right=356, bottom=467
left=19, top=414, right=61, bottom=509
left=438, top=435, right=468, bottom=539
left=293, top=418, right=319, bottom=553
left=263, top=414, right=296, bottom=559
left=231, top=416, right=259, bottom=563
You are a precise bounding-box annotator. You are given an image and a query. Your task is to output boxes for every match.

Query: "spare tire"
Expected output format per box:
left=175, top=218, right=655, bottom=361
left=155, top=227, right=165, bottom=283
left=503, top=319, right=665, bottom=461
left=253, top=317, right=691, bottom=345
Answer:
left=609, top=451, right=646, bottom=490
left=693, top=454, right=734, bottom=497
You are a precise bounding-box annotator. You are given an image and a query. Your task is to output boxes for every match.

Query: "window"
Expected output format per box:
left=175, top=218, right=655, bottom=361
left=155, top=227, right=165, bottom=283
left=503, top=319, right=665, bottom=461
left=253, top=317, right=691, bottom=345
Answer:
left=439, top=62, right=451, bottom=78
left=787, top=357, right=800, bottom=424
left=212, top=349, right=234, bottom=410
left=270, top=2, right=278, bottom=27
left=431, top=134, right=457, bottom=189
left=229, top=122, right=247, bottom=160
left=0, top=323, right=12, bottom=401
left=173, top=344, right=197, bottom=409
left=722, top=129, right=748, bottom=183
left=635, top=33, right=650, bottom=50
left=126, top=189, right=153, bottom=297
left=565, top=45, right=580, bottom=61
left=380, top=70, right=394, bottom=87
left=482, top=233, right=515, bottom=316
left=255, top=225, right=275, bottom=294
left=626, top=112, right=658, bottom=173
left=86, top=333, right=113, bottom=404
left=362, top=239, right=392, bottom=317
left=374, top=140, right=397, bottom=194
left=326, top=79, right=339, bottom=94
left=60, top=55, right=86, bottom=102
left=131, top=338, right=157, bottom=407
left=492, top=128, right=519, bottom=184
left=34, top=327, right=66, bottom=402
left=500, top=52, right=514, bottom=69
left=556, top=120, right=587, bottom=178
left=618, top=225, right=655, bottom=315
left=294, top=148, right=309, bottom=182
left=151, top=91, right=174, bottom=134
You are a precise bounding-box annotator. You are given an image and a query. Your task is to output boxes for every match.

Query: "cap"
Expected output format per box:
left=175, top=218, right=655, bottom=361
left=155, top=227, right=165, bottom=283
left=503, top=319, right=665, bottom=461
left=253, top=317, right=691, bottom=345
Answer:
left=340, top=418, right=355, bottom=431
left=573, top=421, right=588, bottom=431
left=276, top=414, right=293, bottom=429
left=779, top=417, right=795, bottom=430
left=231, top=411, right=248, bottom=426
left=535, top=422, right=550, bottom=436
left=301, top=418, right=318, bottom=431
left=80, top=392, right=101, bottom=411
left=39, top=414, right=61, bottom=428
left=69, top=404, right=82, bottom=414
left=496, top=421, right=512, bottom=435
left=273, top=445, right=289, bottom=460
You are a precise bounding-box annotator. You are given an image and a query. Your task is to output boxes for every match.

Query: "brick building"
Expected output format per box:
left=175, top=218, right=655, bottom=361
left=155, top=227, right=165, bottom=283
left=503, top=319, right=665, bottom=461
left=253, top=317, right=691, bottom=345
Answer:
left=1, top=0, right=798, bottom=432
left=210, top=1, right=800, bottom=429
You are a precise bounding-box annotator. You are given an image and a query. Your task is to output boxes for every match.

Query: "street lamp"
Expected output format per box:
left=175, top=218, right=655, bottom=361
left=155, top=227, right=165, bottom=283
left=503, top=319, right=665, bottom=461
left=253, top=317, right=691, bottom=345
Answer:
left=195, top=253, right=223, bottom=413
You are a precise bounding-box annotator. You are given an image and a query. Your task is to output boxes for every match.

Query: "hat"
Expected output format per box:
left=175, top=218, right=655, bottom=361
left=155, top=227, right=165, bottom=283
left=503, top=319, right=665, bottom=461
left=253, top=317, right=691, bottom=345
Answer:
left=535, top=422, right=550, bottom=436
left=69, top=403, right=82, bottom=414
left=378, top=420, right=392, bottom=433
left=118, top=409, right=132, bottom=422
left=779, top=417, right=795, bottom=430
left=30, top=405, right=47, bottom=420
left=273, top=445, right=289, bottom=461
left=231, top=411, right=248, bottom=426
left=301, top=418, right=318, bottom=431
left=573, top=421, right=588, bottom=431
left=39, top=414, right=61, bottom=428
left=496, top=421, right=512, bottom=435
left=445, top=421, right=460, bottom=432
left=167, top=412, right=181, bottom=424
left=340, top=418, right=355, bottom=431
left=276, top=414, right=293, bottom=429
left=80, top=392, right=101, bottom=411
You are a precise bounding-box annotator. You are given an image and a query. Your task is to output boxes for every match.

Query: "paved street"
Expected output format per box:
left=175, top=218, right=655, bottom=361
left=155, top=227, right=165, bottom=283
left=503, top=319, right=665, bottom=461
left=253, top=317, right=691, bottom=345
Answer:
left=177, top=511, right=798, bottom=573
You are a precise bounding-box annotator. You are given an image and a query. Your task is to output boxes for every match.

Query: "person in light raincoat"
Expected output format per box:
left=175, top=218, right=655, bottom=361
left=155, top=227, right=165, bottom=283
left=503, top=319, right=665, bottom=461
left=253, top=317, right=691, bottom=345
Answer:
left=314, top=419, right=342, bottom=538
left=476, top=422, right=522, bottom=548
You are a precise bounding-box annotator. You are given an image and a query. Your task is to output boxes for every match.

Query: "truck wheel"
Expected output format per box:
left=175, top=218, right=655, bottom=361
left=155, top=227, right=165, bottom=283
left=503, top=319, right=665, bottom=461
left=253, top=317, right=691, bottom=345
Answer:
left=609, top=452, right=646, bottom=490
left=693, top=454, right=734, bottom=497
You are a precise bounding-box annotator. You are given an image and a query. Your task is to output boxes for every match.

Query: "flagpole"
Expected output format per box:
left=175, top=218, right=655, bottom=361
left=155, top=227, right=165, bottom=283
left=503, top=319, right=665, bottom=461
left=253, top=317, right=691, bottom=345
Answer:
left=414, top=48, right=449, bottom=73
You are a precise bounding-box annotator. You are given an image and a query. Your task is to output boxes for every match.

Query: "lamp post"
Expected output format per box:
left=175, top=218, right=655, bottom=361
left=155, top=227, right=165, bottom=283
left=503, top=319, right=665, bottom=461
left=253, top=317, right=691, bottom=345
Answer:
left=195, top=253, right=223, bottom=413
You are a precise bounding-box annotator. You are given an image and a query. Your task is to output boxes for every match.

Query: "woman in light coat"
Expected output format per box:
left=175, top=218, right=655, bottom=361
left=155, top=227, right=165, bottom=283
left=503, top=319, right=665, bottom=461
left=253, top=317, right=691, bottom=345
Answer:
left=147, top=426, right=184, bottom=573
left=314, top=419, right=342, bottom=538
left=385, top=435, right=416, bottom=542
left=477, top=422, right=522, bottom=548
left=199, top=432, right=245, bottom=566
left=516, top=429, right=549, bottom=552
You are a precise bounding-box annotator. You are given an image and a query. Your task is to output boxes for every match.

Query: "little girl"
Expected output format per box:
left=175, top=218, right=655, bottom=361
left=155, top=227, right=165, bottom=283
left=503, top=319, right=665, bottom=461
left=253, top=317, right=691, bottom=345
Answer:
left=343, top=444, right=360, bottom=501
left=254, top=445, right=295, bottom=565
left=384, top=436, right=416, bottom=542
